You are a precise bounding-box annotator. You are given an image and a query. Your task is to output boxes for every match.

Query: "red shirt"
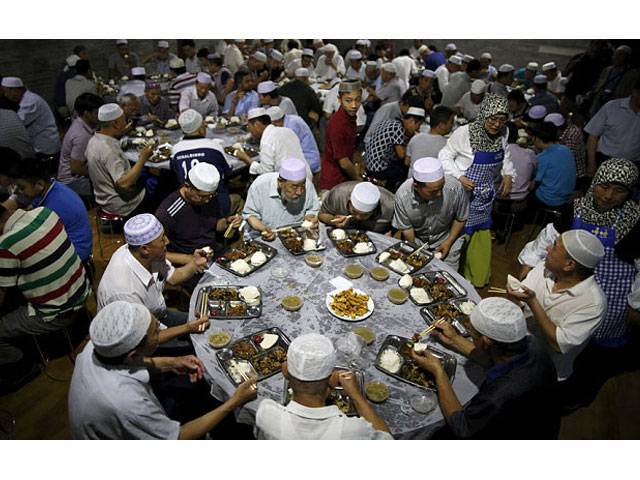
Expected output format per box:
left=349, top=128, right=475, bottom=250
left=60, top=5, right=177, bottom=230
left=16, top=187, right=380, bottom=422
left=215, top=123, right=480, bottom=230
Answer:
left=320, top=107, right=357, bottom=190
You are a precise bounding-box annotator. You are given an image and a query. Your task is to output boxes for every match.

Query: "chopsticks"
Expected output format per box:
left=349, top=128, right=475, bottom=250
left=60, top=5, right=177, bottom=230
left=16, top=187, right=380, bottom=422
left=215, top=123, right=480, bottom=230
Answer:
left=487, top=287, right=507, bottom=294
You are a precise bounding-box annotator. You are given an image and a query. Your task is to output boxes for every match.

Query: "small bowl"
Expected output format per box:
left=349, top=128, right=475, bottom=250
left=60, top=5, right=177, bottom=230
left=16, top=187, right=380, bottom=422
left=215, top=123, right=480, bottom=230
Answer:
left=369, top=266, right=390, bottom=281
left=208, top=330, right=231, bottom=349
left=352, top=326, right=375, bottom=345
left=387, top=287, right=408, bottom=305
left=282, top=295, right=303, bottom=312
left=365, top=381, right=389, bottom=403
left=344, top=263, right=364, bottom=279
left=305, top=254, right=323, bottom=268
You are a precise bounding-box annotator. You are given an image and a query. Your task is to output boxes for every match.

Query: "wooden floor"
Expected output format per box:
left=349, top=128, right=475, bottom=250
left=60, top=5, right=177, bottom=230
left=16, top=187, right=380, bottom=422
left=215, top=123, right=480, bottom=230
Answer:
left=0, top=209, right=638, bottom=439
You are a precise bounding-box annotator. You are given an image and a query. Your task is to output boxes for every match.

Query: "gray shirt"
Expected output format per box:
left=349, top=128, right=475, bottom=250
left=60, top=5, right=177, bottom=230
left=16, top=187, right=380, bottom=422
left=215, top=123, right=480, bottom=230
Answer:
left=0, top=108, right=35, bottom=159
left=320, top=181, right=395, bottom=233
left=406, top=132, right=448, bottom=178
left=392, top=176, right=469, bottom=247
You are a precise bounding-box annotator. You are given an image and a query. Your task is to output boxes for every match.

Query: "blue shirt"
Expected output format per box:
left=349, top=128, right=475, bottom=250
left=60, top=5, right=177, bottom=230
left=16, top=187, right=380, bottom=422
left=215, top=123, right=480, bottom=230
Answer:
left=423, top=51, right=446, bottom=71
left=283, top=114, right=320, bottom=173
left=534, top=143, right=576, bottom=207
left=222, top=90, right=259, bottom=116
left=33, top=180, right=92, bottom=261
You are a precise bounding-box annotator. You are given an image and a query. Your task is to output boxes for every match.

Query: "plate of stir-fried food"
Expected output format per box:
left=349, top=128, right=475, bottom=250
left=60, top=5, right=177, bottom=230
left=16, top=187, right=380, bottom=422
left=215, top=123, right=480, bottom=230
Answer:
left=326, top=288, right=375, bottom=322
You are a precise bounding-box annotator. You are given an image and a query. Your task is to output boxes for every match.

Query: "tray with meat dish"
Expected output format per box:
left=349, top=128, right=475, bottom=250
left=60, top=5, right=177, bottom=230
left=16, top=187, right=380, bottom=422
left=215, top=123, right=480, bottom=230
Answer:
left=215, top=240, right=277, bottom=277
left=397, top=270, right=467, bottom=306
left=282, top=367, right=365, bottom=416
left=375, top=241, right=433, bottom=275
left=419, top=299, right=478, bottom=337
left=277, top=226, right=325, bottom=256
left=216, top=327, right=291, bottom=385
left=195, top=284, right=263, bottom=320
left=374, top=335, right=456, bottom=392
left=326, top=228, right=377, bottom=257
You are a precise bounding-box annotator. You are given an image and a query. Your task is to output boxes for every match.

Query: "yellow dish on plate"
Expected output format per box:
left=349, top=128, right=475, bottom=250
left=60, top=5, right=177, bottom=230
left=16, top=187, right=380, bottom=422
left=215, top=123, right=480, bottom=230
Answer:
left=208, top=331, right=231, bottom=348
left=365, top=381, right=389, bottom=403
left=369, top=266, right=390, bottom=281
left=344, top=263, right=364, bottom=279
left=282, top=295, right=303, bottom=311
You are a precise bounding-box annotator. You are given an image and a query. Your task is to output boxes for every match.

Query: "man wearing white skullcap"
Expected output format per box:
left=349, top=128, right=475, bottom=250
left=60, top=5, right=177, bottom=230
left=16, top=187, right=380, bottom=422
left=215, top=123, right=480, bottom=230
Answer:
left=141, top=40, right=179, bottom=76
left=455, top=80, right=487, bottom=121
left=243, top=158, right=320, bottom=239
left=393, top=156, right=469, bottom=269
left=529, top=74, right=560, bottom=114
left=365, top=62, right=406, bottom=106
left=411, top=297, right=557, bottom=438
left=257, top=81, right=298, bottom=116
left=69, top=300, right=256, bottom=439
left=108, top=39, right=140, bottom=80
left=267, top=106, right=320, bottom=174
left=509, top=230, right=606, bottom=380
left=178, top=71, right=218, bottom=117
left=314, top=43, right=346, bottom=81
left=255, top=333, right=392, bottom=439
left=319, top=181, right=395, bottom=234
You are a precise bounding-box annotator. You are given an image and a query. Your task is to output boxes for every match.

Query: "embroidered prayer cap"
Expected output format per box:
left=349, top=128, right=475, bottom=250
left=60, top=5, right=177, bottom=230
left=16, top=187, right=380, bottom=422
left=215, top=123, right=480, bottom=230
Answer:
left=178, top=109, right=203, bottom=134
left=287, top=333, right=337, bottom=381
left=196, top=72, right=212, bottom=84
left=188, top=161, right=220, bottom=193
left=279, top=158, right=307, bottom=182
left=470, top=297, right=527, bottom=343
left=90, top=301, right=152, bottom=358
left=561, top=230, right=605, bottom=269
left=350, top=182, right=380, bottom=213
left=97, top=103, right=124, bottom=122
left=266, top=106, right=285, bottom=121
left=124, top=214, right=164, bottom=246
left=413, top=157, right=444, bottom=183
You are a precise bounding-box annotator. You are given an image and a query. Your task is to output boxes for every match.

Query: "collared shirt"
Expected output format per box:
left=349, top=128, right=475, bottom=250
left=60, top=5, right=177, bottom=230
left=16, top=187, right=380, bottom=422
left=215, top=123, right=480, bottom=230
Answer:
left=68, top=342, right=180, bottom=440
left=283, top=114, right=320, bottom=173
left=255, top=399, right=392, bottom=440
left=534, top=143, right=576, bottom=207
left=168, top=73, right=198, bottom=107
left=365, top=101, right=402, bottom=143
left=32, top=180, right=92, bottom=261
left=559, top=123, right=586, bottom=177
left=108, top=52, right=140, bottom=79
left=375, top=77, right=406, bottom=105
left=456, top=92, right=483, bottom=121
left=222, top=89, right=260, bottom=116
left=406, top=132, right=448, bottom=178
left=178, top=85, right=218, bottom=116
left=320, top=107, right=357, bottom=190
left=441, top=72, right=471, bottom=108
left=528, top=90, right=560, bottom=114
left=0, top=108, right=35, bottom=159
left=314, top=54, right=346, bottom=80
left=242, top=172, right=320, bottom=229
left=139, top=95, right=175, bottom=123
left=522, top=262, right=607, bottom=380
left=392, top=176, right=469, bottom=246
left=17, top=90, right=61, bottom=155
left=64, top=75, right=97, bottom=113
left=184, top=56, right=201, bottom=74
left=118, top=79, right=146, bottom=100
left=58, top=116, right=94, bottom=185
left=363, top=119, right=407, bottom=173
left=86, top=132, right=145, bottom=216
left=320, top=181, right=395, bottom=233
left=506, top=143, right=536, bottom=201
left=97, top=244, right=175, bottom=320
left=584, top=97, right=640, bottom=162
left=250, top=124, right=311, bottom=177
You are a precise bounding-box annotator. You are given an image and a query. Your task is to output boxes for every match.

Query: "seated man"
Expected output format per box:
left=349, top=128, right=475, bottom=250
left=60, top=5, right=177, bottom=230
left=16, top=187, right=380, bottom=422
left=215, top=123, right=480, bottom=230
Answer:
left=509, top=230, right=606, bottom=381
left=139, top=82, right=175, bottom=124
left=392, top=157, right=469, bottom=270
left=86, top=103, right=149, bottom=217
left=0, top=206, right=90, bottom=392
left=243, top=158, right=320, bottom=240
left=319, top=181, right=394, bottom=234
left=178, top=72, right=218, bottom=117
left=412, top=297, right=558, bottom=439
left=97, top=213, right=209, bottom=330
left=267, top=106, right=320, bottom=175
left=255, top=333, right=392, bottom=439
left=69, top=301, right=256, bottom=439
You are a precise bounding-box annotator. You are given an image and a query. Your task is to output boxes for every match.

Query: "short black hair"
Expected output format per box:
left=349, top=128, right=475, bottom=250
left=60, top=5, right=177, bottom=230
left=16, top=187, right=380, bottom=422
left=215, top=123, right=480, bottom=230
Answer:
left=75, top=59, right=91, bottom=76
left=430, top=105, right=454, bottom=128
left=506, top=122, right=519, bottom=143
left=531, top=121, right=558, bottom=143
left=507, top=89, right=526, bottom=104
left=74, top=92, right=104, bottom=116
left=197, top=47, right=209, bottom=59
left=467, top=59, right=482, bottom=74
left=73, top=45, right=87, bottom=56
left=0, top=147, right=21, bottom=175
left=8, top=157, right=49, bottom=182
left=182, top=39, right=196, bottom=48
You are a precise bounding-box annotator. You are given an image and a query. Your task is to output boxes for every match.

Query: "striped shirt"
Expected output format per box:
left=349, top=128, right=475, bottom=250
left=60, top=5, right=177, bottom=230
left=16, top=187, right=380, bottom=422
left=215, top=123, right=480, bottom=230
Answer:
left=0, top=208, right=88, bottom=321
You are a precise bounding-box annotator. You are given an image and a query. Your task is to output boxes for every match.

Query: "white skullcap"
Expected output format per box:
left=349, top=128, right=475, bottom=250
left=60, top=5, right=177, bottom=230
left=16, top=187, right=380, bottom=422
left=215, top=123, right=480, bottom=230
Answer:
left=471, top=80, right=487, bottom=94
left=158, top=40, right=169, bottom=49
left=445, top=43, right=457, bottom=51
left=116, top=39, right=128, bottom=45
left=131, top=67, right=146, bottom=76
left=247, top=107, right=268, bottom=121
left=413, top=157, right=444, bottom=183
left=295, top=67, right=310, bottom=77
left=406, top=107, right=426, bottom=118
left=422, top=69, right=436, bottom=79
left=449, top=55, right=463, bottom=65
left=544, top=112, right=565, bottom=127
left=270, top=49, right=284, bottom=61
left=526, top=62, right=539, bottom=71
left=257, top=80, right=277, bottom=94
left=302, top=48, right=314, bottom=57
left=266, top=106, right=285, bottom=121
left=350, top=182, right=380, bottom=213
left=169, top=57, right=185, bottom=69
left=561, top=230, right=605, bottom=269
left=196, top=72, right=212, bottom=84
left=124, top=213, right=163, bottom=246
left=534, top=74, right=548, bottom=85
left=365, top=60, right=378, bottom=68
left=381, top=63, right=397, bottom=74
left=287, top=333, right=336, bottom=381
left=1, top=77, right=24, bottom=88
left=350, top=51, right=363, bottom=61
left=252, top=51, right=267, bottom=63
left=528, top=105, right=548, bottom=120
left=178, top=109, right=203, bottom=134
left=542, top=62, right=557, bottom=71
left=498, top=64, right=514, bottom=73
left=480, top=52, right=492, bottom=60
left=462, top=54, right=475, bottom=63
left=470, top=297, right=527, bottom=343
left=66, top=54, right=80, bottom=68
left=90, top=301, right=152, bottom=358
left=188, top=162, right=220, bottom=193
left=98, top=103, right=123, bottom=122
left=279, top=158, right=307, bottom=182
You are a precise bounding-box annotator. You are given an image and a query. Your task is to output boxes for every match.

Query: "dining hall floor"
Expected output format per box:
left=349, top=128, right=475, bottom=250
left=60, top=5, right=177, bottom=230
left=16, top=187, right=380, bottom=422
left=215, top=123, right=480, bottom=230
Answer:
left=0, top=207, right=638, bottom=440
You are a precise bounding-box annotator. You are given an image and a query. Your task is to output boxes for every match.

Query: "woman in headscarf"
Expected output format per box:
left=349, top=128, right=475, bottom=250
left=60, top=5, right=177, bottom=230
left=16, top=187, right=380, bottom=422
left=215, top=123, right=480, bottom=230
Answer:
left=439, top=94, right=515, bottom=286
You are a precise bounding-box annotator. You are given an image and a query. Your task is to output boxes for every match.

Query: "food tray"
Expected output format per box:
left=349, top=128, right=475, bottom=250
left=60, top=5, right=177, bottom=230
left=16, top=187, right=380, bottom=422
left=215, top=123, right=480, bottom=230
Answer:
left=215, top=240, right=277, bottom=277
left=278, top=226, right=325, bottom=256
left=223, top=144, right=260, bottom=158
left=195, top=285, right=262, bottom=320
left=326, top=228, right=377, bottom=257
left=282, top=367, right=364, bottom=417
left=399, top=271, right=467, bottom=306
left=216, top=327, right=291, bottom=385
left=374, top=335, right=456, bottom=392
left=375, top=241, right=433, bottom=275
left=420, top=299, right=475, bottom=337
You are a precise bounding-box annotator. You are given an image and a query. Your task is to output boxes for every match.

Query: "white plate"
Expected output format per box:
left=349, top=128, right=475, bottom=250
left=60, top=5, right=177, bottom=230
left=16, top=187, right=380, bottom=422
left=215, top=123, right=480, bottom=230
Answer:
left=326, top=288, right=374, bottom=322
